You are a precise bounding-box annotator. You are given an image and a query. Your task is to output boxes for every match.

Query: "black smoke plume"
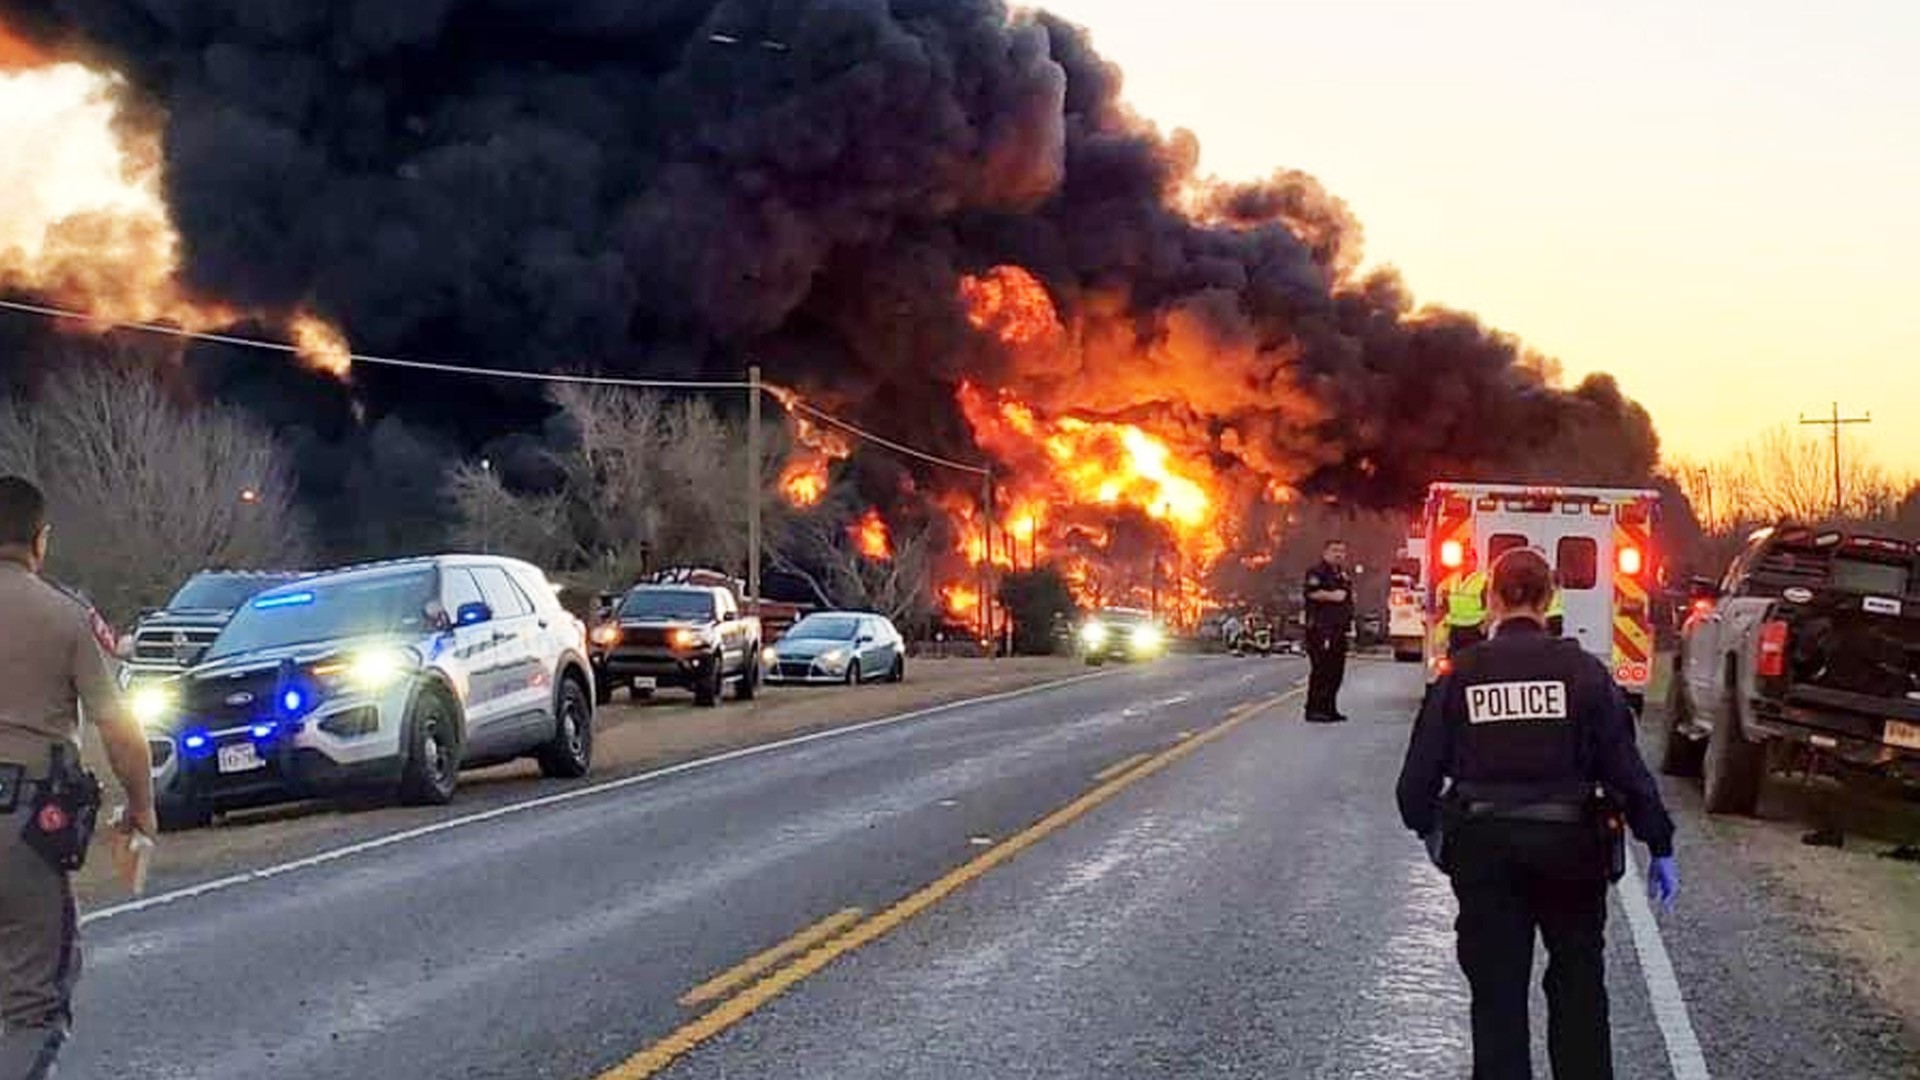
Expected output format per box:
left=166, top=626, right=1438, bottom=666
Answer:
left=0, top=0, right=1658, bottom=534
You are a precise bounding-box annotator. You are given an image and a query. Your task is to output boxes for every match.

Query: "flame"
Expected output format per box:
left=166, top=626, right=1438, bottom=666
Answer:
left=850, top=508, right=892, bottom=560
left=290, top=312, right=353, bottom=378
left=941, top=584, right=980, bottom=620
left=0, top=22, right=48, bottom=70
left=768, top=383, right=854, bottom=509
left=958, top=265, right=1060, bottom=347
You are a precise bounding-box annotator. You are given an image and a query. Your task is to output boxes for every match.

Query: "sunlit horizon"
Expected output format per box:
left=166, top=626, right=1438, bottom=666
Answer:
left=1039, top=0, right=1919, bottom=476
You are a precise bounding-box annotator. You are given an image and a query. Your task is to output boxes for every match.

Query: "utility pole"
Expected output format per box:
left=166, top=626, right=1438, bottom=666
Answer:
left=979, top=470, right=993, bottom=650
left=1799, top=401, right=1871, bottom=518
left=747, top=365, right=762, bottom=616
left=1693, top=467, right=1714, bottom=531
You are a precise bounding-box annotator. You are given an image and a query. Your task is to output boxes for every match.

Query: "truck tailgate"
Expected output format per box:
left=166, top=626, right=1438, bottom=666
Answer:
left=1781, top=592, right=1920, bottom=729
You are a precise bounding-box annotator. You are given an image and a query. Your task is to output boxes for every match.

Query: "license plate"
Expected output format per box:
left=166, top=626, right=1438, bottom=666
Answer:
left=1886, top=721, right=1920, bottom=751
left=217, top=742, right=265, bottom=774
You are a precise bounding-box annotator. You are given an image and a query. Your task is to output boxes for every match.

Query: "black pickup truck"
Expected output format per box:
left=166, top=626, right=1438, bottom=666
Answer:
left=1666, top=523, right=1920, bottom=814
left=588, top=583, right=762, bottom=707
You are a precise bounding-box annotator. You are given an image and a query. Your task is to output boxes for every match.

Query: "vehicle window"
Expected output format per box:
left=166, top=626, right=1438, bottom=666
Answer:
left=1556, top=538, right=1599, bottom=590
left=442, top=569, right=486, bottom=616
left=208, top=570, right=437, bottom=658
left=1488, top=533, right=1529, bottom=565
left=472, top=566, right=534, bottom=619
left=507, top=565, right=559, bottom=612
left=790, top=615, right=862, bottom=640
left=1831, top=557, right=1910, bottom=597
left=620, top=589, right=719, bottom=621
left=169, top=574, right=296, bottom=611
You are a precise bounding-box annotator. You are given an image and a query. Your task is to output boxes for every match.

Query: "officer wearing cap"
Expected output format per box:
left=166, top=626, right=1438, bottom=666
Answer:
left=0, top=476, right=158, bottom=1079
left=1396, top=546, right=1678, bottom=1080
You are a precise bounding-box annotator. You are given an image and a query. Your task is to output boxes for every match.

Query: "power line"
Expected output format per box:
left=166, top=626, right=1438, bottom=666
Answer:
left=0, top=295, right=992, bottom=474
left=787, top=399, right=990, bottom=476
left=0, top=297, right=750, bottom=390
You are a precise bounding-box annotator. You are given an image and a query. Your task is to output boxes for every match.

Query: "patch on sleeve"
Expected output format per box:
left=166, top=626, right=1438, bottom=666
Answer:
left=1465, top=680, right=1569, bottom=724
left=86, top=607, right=118, bottom=654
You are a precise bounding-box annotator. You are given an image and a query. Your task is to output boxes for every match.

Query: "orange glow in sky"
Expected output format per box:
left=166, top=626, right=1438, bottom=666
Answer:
left=1038, top=0, right=1919, bottom=472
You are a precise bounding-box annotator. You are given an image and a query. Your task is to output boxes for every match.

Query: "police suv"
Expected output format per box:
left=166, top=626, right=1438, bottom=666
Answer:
left=129, top=556, right=595, bottom=829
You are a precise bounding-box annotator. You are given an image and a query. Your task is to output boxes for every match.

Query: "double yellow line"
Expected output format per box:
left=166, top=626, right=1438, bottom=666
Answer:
left=596, top=688, right=1301, bottom=1080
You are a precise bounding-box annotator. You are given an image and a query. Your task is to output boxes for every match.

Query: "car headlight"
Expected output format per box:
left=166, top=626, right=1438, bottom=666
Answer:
left=130, top=683, right=177, bottom=726
left=1081, top=621, right=1107, bottom=646
left=313, top=647, right=415, bottom=692
left=668, top=628, right=708, bottom=650
left=590, top=624, right=621, bottom=648
left=818, top=648, right=850, bottom=668
left=1130, top=625, right=1164, bottom=650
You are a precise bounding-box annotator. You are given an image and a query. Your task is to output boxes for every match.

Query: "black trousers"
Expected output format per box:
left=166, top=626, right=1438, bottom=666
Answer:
left=1304, top=629, right=1347, bottom=718
left=1450, top=820, right=1612, bottom=1080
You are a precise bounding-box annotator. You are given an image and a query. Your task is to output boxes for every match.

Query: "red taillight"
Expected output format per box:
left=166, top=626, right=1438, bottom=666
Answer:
left=1690, top=598, right=1713, bottom=616
left=1617, top=546, right=1644, bottom=576
left=1440, top=540, right=1464, bottom=569
left=1757, top=620, right=1789, bottom=677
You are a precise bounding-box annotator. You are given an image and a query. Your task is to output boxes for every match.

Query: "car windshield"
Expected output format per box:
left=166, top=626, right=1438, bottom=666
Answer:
left=206, top=570, right=438, bottom=659
left=168, top=574, right=295, bottom=611
left=789, top=615, right=862, bottom=640
left=620, top=589, right=718, bottom=621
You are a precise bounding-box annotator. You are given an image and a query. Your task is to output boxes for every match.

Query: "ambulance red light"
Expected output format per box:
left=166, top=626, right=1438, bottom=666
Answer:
left=1617, top=546, right=1644, bottom=576
left=1440, top=540, right=1465, bottom=569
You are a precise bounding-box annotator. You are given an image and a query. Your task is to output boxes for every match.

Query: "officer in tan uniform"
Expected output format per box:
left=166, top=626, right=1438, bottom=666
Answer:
left=0, top=476, right=157, bottom=1079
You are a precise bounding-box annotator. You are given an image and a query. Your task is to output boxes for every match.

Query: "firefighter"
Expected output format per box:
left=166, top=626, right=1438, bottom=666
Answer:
left=1395, top=547, right=1678, bottom=1080
left=1443, top=547, right=1489, bottom=655
left=0, top=476, right=158, bottom=1079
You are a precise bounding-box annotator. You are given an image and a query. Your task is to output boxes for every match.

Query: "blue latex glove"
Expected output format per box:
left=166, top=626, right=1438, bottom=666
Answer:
left=1647, top=855, right=1679, bottom=914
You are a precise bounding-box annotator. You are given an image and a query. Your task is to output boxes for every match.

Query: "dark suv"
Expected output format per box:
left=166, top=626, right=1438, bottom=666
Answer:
left=121, top=570, right=307, bottom=688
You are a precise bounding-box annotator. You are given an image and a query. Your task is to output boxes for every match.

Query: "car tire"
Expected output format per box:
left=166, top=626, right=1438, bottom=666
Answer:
left=845, top=660, right=862, bottom=686
left=1703, top=680, right=1765, bottom=816
left=694, top=655, right=724, bottom=707
left=538, top=674, right=594, bottom=780
left=399, top=685, right=462, bottom=806
left=888, top=655, right=906, bottom=683
left=1660, top=674, right=1706, bottom=779
left=735, top=651, right=761, bottom=701
left=593, top=672, right=613, bottom=707
left=157, top=798, right=214, bottom=833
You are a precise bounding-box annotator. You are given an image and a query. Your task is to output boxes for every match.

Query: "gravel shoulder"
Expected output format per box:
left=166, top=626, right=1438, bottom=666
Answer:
left=1640, top=653, right=1920, bottom=1047
left=73, top=656, right=1086, bottom=909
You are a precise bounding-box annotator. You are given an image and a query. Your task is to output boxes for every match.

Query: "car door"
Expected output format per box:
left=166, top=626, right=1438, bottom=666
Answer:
left=441, top=568, right=509, bottom=741
left=470, top=565, right=545, bottom=744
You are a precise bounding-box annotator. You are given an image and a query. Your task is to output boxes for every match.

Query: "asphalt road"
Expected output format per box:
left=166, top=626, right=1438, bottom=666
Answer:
left=63, top=656, right=1918, bottom=1079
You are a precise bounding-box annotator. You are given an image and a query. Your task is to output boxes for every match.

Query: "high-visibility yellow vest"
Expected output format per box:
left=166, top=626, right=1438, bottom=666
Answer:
left=1547, top=588, right=1565, bottom=620
left=1446, top=570, right=1488, bottom=627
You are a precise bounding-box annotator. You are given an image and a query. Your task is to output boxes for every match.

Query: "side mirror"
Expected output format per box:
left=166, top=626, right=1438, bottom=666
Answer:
left=456, top=601, right=494, bottom=627
left=857, top=634, right=875, bottom=646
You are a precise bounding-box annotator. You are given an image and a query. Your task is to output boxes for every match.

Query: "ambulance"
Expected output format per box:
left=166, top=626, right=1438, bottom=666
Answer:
left=1414, top=482, right=1662, bottom=710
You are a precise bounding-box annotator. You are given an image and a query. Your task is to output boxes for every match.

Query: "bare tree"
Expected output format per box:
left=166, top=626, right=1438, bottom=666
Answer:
left=1670, top=425, right=1905, bottom=531
left=447, top=386, right=794, bottom=592
left=771, top=505, right=936, bottom=626
left=0, top=363, right=311, bottom=621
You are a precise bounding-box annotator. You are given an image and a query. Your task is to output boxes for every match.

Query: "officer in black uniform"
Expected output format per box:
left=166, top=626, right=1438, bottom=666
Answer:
left=1301, top=539, right=1353, bottom=723
left=1395, top=547, right=1678, bottom=1080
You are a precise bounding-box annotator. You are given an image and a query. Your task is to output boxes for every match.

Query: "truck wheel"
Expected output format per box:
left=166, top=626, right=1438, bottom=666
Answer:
left=158, top=797, right=214, bottom=833
left=594, top=672, right=613, bottom=707
left=1660, top=677, right=1706, bottom=779
left=537, top=675, right=594, bottom=779
left=735, top=651, right=761, bottom=701
left=1703, top=685, right=1765, bottom=816
left=399, top=685, right=462, bottom=806
left=888, top=655, right=906, bottom=683
left=694, top=655, right=724, bottom=707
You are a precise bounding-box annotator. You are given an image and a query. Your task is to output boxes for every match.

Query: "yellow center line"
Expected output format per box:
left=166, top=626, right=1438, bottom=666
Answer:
left=1094, top=752, right=1151, bottom=782
left=595, top=686, right=1303, bottom=1080
left=677, top=908, right=865, bottom=1007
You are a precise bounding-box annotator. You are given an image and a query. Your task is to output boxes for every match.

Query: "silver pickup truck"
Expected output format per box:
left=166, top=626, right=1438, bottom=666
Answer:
left=1666, top=523, right=1920, bottom=814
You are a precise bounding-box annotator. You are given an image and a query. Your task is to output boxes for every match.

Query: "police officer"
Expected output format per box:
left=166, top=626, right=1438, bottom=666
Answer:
left=1395, top=547, right=1678, bottom=1080
left=1301, top=539, right=1353, bottom=723
left=0, top=476, right=157, bottom=1079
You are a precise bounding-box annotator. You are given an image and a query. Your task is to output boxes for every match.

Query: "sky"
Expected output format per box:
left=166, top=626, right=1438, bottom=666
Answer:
left=1038, top=0, right=1920, bottom=472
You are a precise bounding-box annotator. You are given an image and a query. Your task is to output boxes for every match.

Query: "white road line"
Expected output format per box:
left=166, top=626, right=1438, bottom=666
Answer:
left=1618, top=858, right=1712, bottom=1080
left=82, top=668, right=1128, bottom=927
